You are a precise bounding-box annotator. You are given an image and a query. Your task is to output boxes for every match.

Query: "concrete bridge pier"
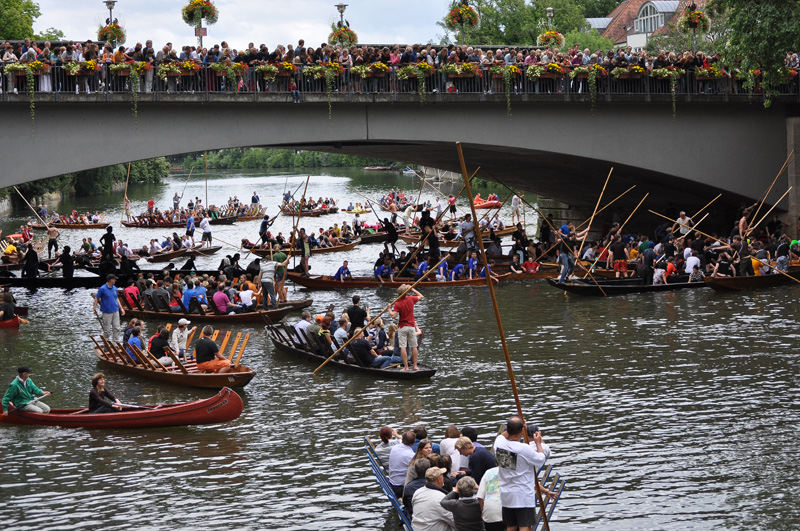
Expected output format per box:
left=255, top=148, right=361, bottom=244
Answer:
left=787, top=117, right=800, bottom=238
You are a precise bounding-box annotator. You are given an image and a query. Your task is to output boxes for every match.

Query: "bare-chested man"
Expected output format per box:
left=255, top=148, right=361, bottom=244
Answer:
left=47, top=225, right=60, bottom=259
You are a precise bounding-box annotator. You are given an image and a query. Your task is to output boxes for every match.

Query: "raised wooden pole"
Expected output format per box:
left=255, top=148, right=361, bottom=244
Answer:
left=575, top=167, right=613, bottom=260
left=120, top=162, right=132, bottom=225
left=455, top=142, right=551, bottom=531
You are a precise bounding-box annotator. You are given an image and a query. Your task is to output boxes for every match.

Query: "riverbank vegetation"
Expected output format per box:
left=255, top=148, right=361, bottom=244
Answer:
left=178, top=148, right=404, bottom=170
left=0, top=158, right=169, bottom=202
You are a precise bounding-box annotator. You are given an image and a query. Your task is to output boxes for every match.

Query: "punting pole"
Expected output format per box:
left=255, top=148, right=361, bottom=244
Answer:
left=204, top=151, right=208, bottom=208
left=412, top=168, right=446, bottom=197
left=312, top=253, right=452, bottom=375
left=455, top=142, right=551, bottom=531
left=289, top=176, right=311, bottom=272
left=582, top=193, right=649, bottom=278
left=747, top=187, right=793, bottom=238
left=575, top=168, right=612, bottom=260
left=648, top=205, right=800, bottom=287
left=412, top=168, right=427, bottom=228
left=177, top=167, right=195, bottom=208
left=690, top=193, right=721, bottom=221
left=120, top=162, right=132, bottom=225
left=14, top=186, right=49, bottom=229
left=748, top=150, right=794, bottom=236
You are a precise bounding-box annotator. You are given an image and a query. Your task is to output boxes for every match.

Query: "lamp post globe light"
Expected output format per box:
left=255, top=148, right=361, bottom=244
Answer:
left=335, top=3, right=348, bottom=47
left=546, top=6, right=554, bottom=30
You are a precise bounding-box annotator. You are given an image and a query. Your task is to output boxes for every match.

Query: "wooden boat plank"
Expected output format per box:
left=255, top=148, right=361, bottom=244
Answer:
left=285, top=272, right=494, bottom=289
left=704, top=269, right=800, bottom=291
left=546, top=277, right=707, bottom=296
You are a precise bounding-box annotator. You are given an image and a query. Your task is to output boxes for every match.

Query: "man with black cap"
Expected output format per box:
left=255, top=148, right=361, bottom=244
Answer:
left=93, top=274, right=125, bottom=339
left=2, top=366, right=51, bottom=415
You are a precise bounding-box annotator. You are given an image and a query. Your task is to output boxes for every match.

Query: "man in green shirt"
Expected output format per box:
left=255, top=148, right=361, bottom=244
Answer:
left=2, top=366, right=51, bottom=415
left=273, top=247, right=288, bottom=303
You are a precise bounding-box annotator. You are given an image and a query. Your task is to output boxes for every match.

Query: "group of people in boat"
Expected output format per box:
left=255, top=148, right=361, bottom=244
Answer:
left=33, top=208, right=104, bottom=226
left=473, top=193, right=500, bottom=205
left=280, top=195, right=338, bottom=213
left=374, top=420, right=556, bottom=531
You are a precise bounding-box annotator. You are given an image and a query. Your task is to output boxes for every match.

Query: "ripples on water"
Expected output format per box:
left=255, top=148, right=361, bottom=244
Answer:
left=1, top=172, right=798, bottom=530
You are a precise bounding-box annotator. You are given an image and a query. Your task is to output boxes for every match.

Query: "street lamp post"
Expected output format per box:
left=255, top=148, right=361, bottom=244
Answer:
left=104, top=0, right=118, bottom=46
left=460, top=0, right=469, bottom=46
left=335, top=3, right=348, bottom=48
left=546, top=7, right=554, bottom=30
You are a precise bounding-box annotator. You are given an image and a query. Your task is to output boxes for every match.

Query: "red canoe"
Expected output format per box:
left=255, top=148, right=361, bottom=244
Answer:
left=0, top=316, right=20, bottom=328
left=0, top=387, right=243, bottom=429
left=473, top=201, right=502, bottom=209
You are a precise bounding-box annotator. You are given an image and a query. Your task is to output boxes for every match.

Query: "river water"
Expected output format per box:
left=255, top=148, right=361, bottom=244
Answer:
left=0, top=169, right=798, bottom=530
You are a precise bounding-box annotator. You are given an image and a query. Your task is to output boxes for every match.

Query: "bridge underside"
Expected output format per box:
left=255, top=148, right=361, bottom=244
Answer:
left=1, top=95, right=794, bottom=231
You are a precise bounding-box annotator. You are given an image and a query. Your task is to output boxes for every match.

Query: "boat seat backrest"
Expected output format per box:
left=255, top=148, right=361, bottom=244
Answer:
left=189, top=296, right=206, bottom=315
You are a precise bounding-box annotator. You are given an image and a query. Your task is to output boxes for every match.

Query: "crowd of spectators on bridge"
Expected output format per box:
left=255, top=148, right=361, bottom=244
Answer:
left=2, top=35, right=799, bottom=96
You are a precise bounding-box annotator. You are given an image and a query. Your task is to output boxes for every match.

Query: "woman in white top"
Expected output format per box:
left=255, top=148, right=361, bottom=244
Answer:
left=438, top=425, right=463, bottom=474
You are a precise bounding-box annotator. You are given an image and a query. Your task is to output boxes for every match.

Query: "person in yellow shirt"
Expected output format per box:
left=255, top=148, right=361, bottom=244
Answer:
left=3, top=242, right=17, bottom=256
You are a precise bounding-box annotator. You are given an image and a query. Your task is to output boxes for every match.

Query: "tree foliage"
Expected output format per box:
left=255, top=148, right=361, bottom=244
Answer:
left=575, top=0, right=623, bottom=19
left=563, top=29, right=614, bottom=53
left=0, top=0, right=41, bottom=40
left=708, top=0, right=800, bottom=106
left=645, top=11, right=730, bottom=56
left=34, top=26, right=64, bottom=41
left=181, top=148, right=403, bottom=170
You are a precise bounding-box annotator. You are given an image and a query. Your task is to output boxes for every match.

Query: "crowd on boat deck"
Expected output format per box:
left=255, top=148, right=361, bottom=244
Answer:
left=372, top=420, right=555, bottom=531
left=32, top=206, right=106, bottom=226
left=123, top=194, right=263, bottom=226
left=547, top=204, right=800, bottom=285
left=279, top=195, right=337, bottom=212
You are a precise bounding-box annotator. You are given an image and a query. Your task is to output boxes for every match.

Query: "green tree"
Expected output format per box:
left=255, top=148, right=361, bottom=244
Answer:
left=645, top=10, right=730, bottom=57
left=563, top=28, right=614, bottom=53
left=574, top=0, right=623, bottom=19
left=0, top=0, right=41, bottom=40
left=34, top=26, right=64, bottom=41
left=709, top=0, right=800, bottom=106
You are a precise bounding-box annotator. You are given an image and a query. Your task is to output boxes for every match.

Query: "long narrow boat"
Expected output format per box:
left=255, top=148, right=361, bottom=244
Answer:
left=31, top=222, right=110, bottom=230
left=185, top=245, right=223, bottom=257
left=359, top=231, right=390, bottom=244
left=0, top=257, right=60, bottom=272
left=473, top=200, right=502, bottom=209
left=0, top=387, right=243, bottom=428
left=123, top=305, right=291, bottom=324
left=279, top=207, right=323, bottom=217
left=399, top=226, right=517, bottom=246
left=122, top=220, right=186, bottom=229
left=704, top=269, right=800, bottom=292
left=248, top=238, right=361, bottom=257
left=146, top=248, right=188, bottom=263
left=0, top=315, right=21, bottom=328
left=208, top=215, right=238, bottom=225
left=91, top=334, right=257, bottom=388
left=267, top=323, right=436, bottom=380
left=546, top=277, right=707, bottom=296
left=285, top=271, right=496, bottom=289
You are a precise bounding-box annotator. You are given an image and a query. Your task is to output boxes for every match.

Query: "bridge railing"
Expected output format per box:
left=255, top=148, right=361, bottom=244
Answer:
left=1, top=62, right=798, bottom=101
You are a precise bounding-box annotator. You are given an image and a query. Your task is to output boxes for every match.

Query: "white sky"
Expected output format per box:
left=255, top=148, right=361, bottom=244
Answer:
left=33, top=0, right=454, bottom=49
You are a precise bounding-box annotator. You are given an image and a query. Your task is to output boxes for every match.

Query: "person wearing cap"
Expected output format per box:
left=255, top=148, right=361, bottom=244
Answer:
left=2, top=367, right=51, bottom=415
left=195, top=325, right=233, bottom=373
left=440, top=476, right=484, bottom=531
left=390, top=285, right=424, bottom=371
left=170, top=318, right=196, bottom=359
left=493, top=417, right=555, bottom=531
left=93, top=274, right=125, bottom=339
left=410, top=465, right=456, bottom=531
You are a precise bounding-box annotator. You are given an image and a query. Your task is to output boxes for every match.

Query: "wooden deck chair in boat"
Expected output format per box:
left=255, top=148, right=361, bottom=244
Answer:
left=174, top=295, right=191, bottom=314
left=231, top=333, right=250, bottom=367
left=162, top=346, right=189, bottom=374
left=116, top=290, right=135, bottom=312
left=102, top=336, right=138, bottom=365
left=331, top=334, right=365, bottom=367
left=189, top=296, right=206, bottom=315
left=128, top=343, right=170, bottom=371
left=122, top=342, right=157, bottom=370
left=92, top=335, right=128, bottom=365
left=145, top=293, right=161, bottom=312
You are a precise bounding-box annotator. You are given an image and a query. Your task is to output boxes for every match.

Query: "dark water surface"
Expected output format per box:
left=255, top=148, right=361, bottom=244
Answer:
left=1, top=170, right=798, bottom=530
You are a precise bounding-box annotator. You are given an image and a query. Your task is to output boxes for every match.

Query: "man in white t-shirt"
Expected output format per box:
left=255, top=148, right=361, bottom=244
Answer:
left=199, top=215, right=212, bottom=247
left=672, top=211, right=694, bottom=236
left=511, top=192, right=524, bottom=225
left=685, top=251, right=701, bottom=274
left=493, top=417, right=554, bottom=531
left=459, top=214, right=476, bottom=250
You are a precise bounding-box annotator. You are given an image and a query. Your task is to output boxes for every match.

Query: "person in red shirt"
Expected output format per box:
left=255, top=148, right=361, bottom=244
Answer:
left=147, top=198, right=155, bottom=213
left=390, top=284, right=424, bottom=371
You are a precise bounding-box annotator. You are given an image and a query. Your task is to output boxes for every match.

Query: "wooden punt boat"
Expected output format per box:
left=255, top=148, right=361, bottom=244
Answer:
left=546, top=277, right=707, bottom=296
left=0, top=315, right=20, bottom=328
left=399, top=226, right=517, bottom=245
left=31, top=222, right=110, bottom=230
left=90, top=330, right=257, bottom=389
left=278, top=298, right=314, bottom=311
left=285, top=271, right=496, bottom=289
left=279, top=207, right=323, bottom=217
left=343, top=208, right=372, bottom=214
left=0, top=387, right=243, bottom=428
left=704, top=268, right=800, bottom=292
left=208, top=215, right=238, bottom=225
left=0, top=257, right=60, bottom=272
left=122, top=305, right=291, bottom=324
left=146, top=248, right=188, bottom=263
left=249, top=238, right=361, bottom=257
left=267, top=323, right=436, bottom=380
left=185, top=245, right=222, bottom=256
left=122, top=220, right=187, bottom=228
left=359, top=231, right=390, bottom=244
left=473, top=200, right=502, bottom=209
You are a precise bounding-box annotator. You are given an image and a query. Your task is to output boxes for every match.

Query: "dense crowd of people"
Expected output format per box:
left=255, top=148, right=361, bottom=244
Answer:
left=4, top=35, right=798, bottom=96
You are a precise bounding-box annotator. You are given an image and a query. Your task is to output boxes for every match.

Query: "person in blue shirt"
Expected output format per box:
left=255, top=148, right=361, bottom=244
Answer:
left=251, top=191, right=260, bottom=204
left=436, top=260, right=449, bottom=281
left=480, top=260, right=499, bottom=280
left=182, top=280, right=199, bottom=311
left=194, top=281, right=209, bottom=305
left=126, top=326, right=142, bottom=362
left=375, top=263, right=394, bottom=283
left=450, top=263, right=465, bottom=281
left=173, top=193, right=180, bottom=210
left=258, top=214, right=274, bottom=244
left=334, top=260, right=352, bottom=282
left=467, top=251, right=479, bottom=279
left=185, top=214, right=196, bottom=245
left=93, top=274, right=125, bottom=339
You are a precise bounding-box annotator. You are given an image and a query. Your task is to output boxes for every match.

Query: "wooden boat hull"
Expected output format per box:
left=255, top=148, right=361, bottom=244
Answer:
left=31, top=222, right=110, bottom=230
left=0, top=275, right=105, bottom=289
left=0, top=315, right=20, bottom=328
left=123, top=306, right=291, bottom=323
left=185, top=245, right=222, bottom=256
left=250, top=239, right=360, bottom=257
left=209, top=216, right=238, bottom=225
left=267, top=325, right=436, bottom=380
left=359, top=231, right=390, bottom=244
left=122, top=221, right=185, bottom=229
left=704, top=269, right=800, bottom=291
left=146, top=249, right=188, bottom=263
left=279, top=208, right=323, bottom=217
left=93, top=345, right=257, bottom=389
left=278, top=299, right=314, bottom=311
left=473, top=201, right=502, bottom=209
left=285, top=272, right=496, bottom=289
left=0, top=387, right=243, bottom=428
left=546, top=277, right=707, bottom=296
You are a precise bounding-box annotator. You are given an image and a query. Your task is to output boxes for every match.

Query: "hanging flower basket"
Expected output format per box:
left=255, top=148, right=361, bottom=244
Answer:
left=328, top=27, right=358, bottom=47
left=445, top=5, right=479, bottom=30
left=98, top=24, right=126, bottom=43
left=371, top=62, right=389, bottom=76
left=182, top=0, right=218, bottom=26
left=537, top=30, right=565, bottom=48
left=677, top=8, right=710, bottom=33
